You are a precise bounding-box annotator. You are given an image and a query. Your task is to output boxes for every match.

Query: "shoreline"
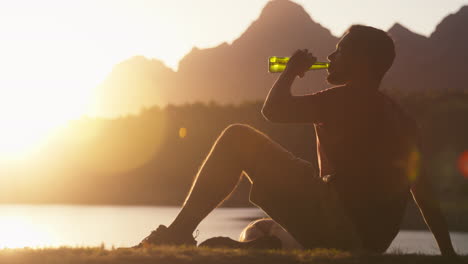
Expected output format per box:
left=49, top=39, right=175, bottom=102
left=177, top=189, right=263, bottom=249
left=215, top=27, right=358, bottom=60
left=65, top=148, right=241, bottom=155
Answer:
left=0, top=246, right=465, bottom=264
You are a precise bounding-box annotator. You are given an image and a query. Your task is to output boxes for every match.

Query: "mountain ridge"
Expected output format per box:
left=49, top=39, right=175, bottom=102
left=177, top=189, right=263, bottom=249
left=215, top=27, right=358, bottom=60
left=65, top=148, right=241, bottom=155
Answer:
left=92, top=1, right=468, bottom=117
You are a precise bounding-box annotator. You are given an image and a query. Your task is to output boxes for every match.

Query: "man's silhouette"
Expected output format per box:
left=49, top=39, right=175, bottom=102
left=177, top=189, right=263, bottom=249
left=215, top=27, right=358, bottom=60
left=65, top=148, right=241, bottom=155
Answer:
left=135, top=25, right=456, bottom=256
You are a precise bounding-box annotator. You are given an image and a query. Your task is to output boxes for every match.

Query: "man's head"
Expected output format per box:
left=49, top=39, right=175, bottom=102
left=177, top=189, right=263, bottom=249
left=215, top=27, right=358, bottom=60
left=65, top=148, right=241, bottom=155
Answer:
left=327, top=25, right=395, bottom=87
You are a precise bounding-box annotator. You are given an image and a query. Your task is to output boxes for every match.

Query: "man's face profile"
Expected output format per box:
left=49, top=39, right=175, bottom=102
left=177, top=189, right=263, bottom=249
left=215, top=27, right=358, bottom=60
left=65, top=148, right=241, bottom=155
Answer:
left=326, top=33, right=354, bottom=85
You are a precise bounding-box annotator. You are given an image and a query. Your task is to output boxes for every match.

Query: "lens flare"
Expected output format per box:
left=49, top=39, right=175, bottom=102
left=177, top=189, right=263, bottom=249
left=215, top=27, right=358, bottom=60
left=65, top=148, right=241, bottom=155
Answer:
left=179, top=127, right=187, bottom=139
left=406, top=148, right=421, bottom=183
left=458, top=150, right=468, bottom=179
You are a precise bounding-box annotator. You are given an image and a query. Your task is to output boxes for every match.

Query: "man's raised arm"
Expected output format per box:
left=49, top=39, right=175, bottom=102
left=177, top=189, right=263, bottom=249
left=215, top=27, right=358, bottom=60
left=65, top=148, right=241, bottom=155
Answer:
left=262, top=63, right=297, bottom=122
left=262, top=49, right=320, bottom=123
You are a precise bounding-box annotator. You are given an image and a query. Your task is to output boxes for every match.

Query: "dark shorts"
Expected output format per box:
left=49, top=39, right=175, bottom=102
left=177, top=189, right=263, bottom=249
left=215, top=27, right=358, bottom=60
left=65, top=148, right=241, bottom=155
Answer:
left=246, top=138, right=362, bottom=250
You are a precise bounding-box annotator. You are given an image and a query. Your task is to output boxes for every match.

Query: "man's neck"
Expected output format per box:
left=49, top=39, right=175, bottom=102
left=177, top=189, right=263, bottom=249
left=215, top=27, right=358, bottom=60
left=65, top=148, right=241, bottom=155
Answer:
left=347, top=77, right=380, bottom=91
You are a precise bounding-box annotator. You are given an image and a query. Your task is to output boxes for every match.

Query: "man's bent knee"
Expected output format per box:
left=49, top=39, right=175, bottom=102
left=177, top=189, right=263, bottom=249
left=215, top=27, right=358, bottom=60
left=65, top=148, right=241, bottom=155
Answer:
left=218, top=124, right=269, bottom=149
left=221, top=123, right=261, bottom=139
left=218, top=124, right=277, bottom=177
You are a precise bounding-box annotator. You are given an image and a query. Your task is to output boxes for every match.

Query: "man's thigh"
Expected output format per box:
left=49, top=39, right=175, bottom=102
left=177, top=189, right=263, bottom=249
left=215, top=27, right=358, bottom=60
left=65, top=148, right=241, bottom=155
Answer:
left=247, top=147, right=360, bottom=250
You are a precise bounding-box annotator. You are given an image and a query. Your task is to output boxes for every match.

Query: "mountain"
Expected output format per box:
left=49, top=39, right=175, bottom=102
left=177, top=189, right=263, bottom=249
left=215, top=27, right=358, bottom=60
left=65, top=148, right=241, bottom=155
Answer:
left=91, top=56, right=176, bottom=116
left=93, top=0, right=337, bottom=116
left=175, top=0, right=337, bottom=105
left=431, top=5, right=468, bottom=49
left=383, top=23, right=431, bottom=93
left=383, top=6, right=468, bottom=94
left=427, top=5, right=468, bottom=93
left=93, top=1, right=468, bottom=117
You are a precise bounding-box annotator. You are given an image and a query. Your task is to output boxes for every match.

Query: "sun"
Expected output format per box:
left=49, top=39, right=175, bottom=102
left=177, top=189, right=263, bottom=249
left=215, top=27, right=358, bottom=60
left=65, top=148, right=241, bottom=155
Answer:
left=0, top=124, right=48, bottom=160
left=0, top=214, right=57, bottom=248
left=0, top=80, right=92, bottom=160
left=0, top=109, right=61, bottom=160
left=0, top=45, right=107, bottom=160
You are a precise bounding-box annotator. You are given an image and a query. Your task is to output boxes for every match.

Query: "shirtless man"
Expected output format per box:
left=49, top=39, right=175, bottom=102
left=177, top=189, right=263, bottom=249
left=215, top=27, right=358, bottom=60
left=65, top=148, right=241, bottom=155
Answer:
left=135, top=25, right=457, bottom=256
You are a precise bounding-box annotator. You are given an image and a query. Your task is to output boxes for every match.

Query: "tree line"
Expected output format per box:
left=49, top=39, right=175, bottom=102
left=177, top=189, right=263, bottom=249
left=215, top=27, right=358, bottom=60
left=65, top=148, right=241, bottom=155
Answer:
left=1, top=91, right=467, bottom=209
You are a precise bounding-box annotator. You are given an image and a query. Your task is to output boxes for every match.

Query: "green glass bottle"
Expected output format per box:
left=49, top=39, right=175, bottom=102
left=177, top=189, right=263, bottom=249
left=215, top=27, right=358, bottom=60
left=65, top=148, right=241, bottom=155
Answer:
left=268, top=56, right=329, bottom=73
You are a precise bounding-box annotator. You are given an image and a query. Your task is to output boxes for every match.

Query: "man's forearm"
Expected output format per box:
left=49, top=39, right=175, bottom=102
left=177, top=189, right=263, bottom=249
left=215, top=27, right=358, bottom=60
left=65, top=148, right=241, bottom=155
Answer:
left=262, top=49, right=319, bottom=122
left=262, top=70, right=296, bottom=117
left=411, top=184, right=457, bottom=256
left=419, top=204, right=456, bottom=256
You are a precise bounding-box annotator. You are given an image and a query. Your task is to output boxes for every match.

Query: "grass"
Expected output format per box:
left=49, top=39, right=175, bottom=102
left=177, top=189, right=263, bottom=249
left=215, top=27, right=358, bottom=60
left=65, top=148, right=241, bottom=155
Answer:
left=0, top=246, right=464, bottom=264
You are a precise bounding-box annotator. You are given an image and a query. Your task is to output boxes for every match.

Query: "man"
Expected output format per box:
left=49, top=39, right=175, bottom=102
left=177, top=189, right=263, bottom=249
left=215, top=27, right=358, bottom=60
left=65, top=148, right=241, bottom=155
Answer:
left=135, top=25, right=457, bottom=255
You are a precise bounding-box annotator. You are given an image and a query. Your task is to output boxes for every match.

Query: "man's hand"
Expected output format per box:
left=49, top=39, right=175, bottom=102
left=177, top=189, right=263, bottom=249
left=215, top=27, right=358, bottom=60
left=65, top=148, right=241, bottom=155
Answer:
left=441, top=247, right=458, bottom=258
left=285, top=49, right=317, bottom=78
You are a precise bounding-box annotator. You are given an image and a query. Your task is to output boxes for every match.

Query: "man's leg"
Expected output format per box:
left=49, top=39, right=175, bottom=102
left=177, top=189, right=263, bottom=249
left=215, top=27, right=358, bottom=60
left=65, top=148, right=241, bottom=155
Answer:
left=168, top=123, right=288, bottom=236
left=139, top=123, right=359, bottom=250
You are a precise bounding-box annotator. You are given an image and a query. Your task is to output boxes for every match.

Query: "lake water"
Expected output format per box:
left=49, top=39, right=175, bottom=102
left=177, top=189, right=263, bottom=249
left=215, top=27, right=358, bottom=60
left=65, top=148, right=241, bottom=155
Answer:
left=0, top=205, right=466, bottom=255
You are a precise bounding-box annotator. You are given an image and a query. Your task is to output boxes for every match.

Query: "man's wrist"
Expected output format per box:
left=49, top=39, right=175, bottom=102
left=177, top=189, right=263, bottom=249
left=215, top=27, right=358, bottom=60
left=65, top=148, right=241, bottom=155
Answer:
left=282, top=67, right=298, bottom=79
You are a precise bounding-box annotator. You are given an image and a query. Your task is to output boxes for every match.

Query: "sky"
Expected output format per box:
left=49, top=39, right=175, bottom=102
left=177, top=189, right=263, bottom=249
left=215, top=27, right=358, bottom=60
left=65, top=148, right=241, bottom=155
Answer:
left=0, top=0, right=467, bottom=159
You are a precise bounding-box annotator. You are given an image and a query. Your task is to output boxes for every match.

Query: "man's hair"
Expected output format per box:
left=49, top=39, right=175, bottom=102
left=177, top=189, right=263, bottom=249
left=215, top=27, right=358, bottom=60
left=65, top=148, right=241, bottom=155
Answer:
left=345, top=25, right=395, bottom=80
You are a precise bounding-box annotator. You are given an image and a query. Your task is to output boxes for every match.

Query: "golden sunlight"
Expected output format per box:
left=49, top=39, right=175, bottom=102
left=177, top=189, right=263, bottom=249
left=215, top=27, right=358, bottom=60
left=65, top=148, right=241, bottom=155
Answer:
left=179, top=127, right=187, bottom=139
left=0, top=217, right=56, bottom=248
left=406, top=146, right=421, bottom=183
left=0, top=42, right=107, bottom=160
left=0, top=81, right=92, bottom=160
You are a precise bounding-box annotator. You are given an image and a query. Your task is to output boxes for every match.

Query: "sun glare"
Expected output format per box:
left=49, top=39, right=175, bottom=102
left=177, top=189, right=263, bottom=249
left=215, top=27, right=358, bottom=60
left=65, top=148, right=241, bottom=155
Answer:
left=0, top=217, right=56, bottom=248
left=0, top=37, right=109, bottom=160
left=0, top=78, right=94, bottom=160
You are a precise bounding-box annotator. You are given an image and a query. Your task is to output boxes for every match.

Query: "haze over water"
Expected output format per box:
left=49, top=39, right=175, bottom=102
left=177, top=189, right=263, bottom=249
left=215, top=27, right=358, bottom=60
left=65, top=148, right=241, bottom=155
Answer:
left=0, top=205, right=466, bottom=255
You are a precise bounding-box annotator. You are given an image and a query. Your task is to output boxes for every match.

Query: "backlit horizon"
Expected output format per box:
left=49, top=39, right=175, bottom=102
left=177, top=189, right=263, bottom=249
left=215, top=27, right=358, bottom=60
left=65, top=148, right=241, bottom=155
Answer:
left=0, top=0, right=466, bottom=159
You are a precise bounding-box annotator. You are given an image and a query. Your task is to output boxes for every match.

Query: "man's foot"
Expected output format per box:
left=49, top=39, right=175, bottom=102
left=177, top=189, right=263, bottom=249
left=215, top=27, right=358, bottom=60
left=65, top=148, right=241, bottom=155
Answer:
left=134, top=225, right=197, bottom=248
left=198, top=235, right=281, bottom=250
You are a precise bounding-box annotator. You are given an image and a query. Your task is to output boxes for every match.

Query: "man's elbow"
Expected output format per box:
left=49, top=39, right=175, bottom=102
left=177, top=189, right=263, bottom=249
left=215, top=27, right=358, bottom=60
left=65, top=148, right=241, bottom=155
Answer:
left=261, top=106, right=277, bottom=122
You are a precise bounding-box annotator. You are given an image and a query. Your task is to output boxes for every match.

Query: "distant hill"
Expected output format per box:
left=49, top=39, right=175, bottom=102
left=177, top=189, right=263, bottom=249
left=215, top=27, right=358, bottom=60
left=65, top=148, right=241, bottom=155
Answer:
left=175, top=0, right=337, bottom=105
left=92, top=0, right=468, bottom=117
left=383, top=5, right=468, bottom=94
left=92, top=56, right=176, bottom=117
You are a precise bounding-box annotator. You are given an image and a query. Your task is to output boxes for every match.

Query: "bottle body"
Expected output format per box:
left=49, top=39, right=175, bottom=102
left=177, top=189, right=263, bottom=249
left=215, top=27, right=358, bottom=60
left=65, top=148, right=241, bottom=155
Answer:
left=268, top=56, right=329, bottom=73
